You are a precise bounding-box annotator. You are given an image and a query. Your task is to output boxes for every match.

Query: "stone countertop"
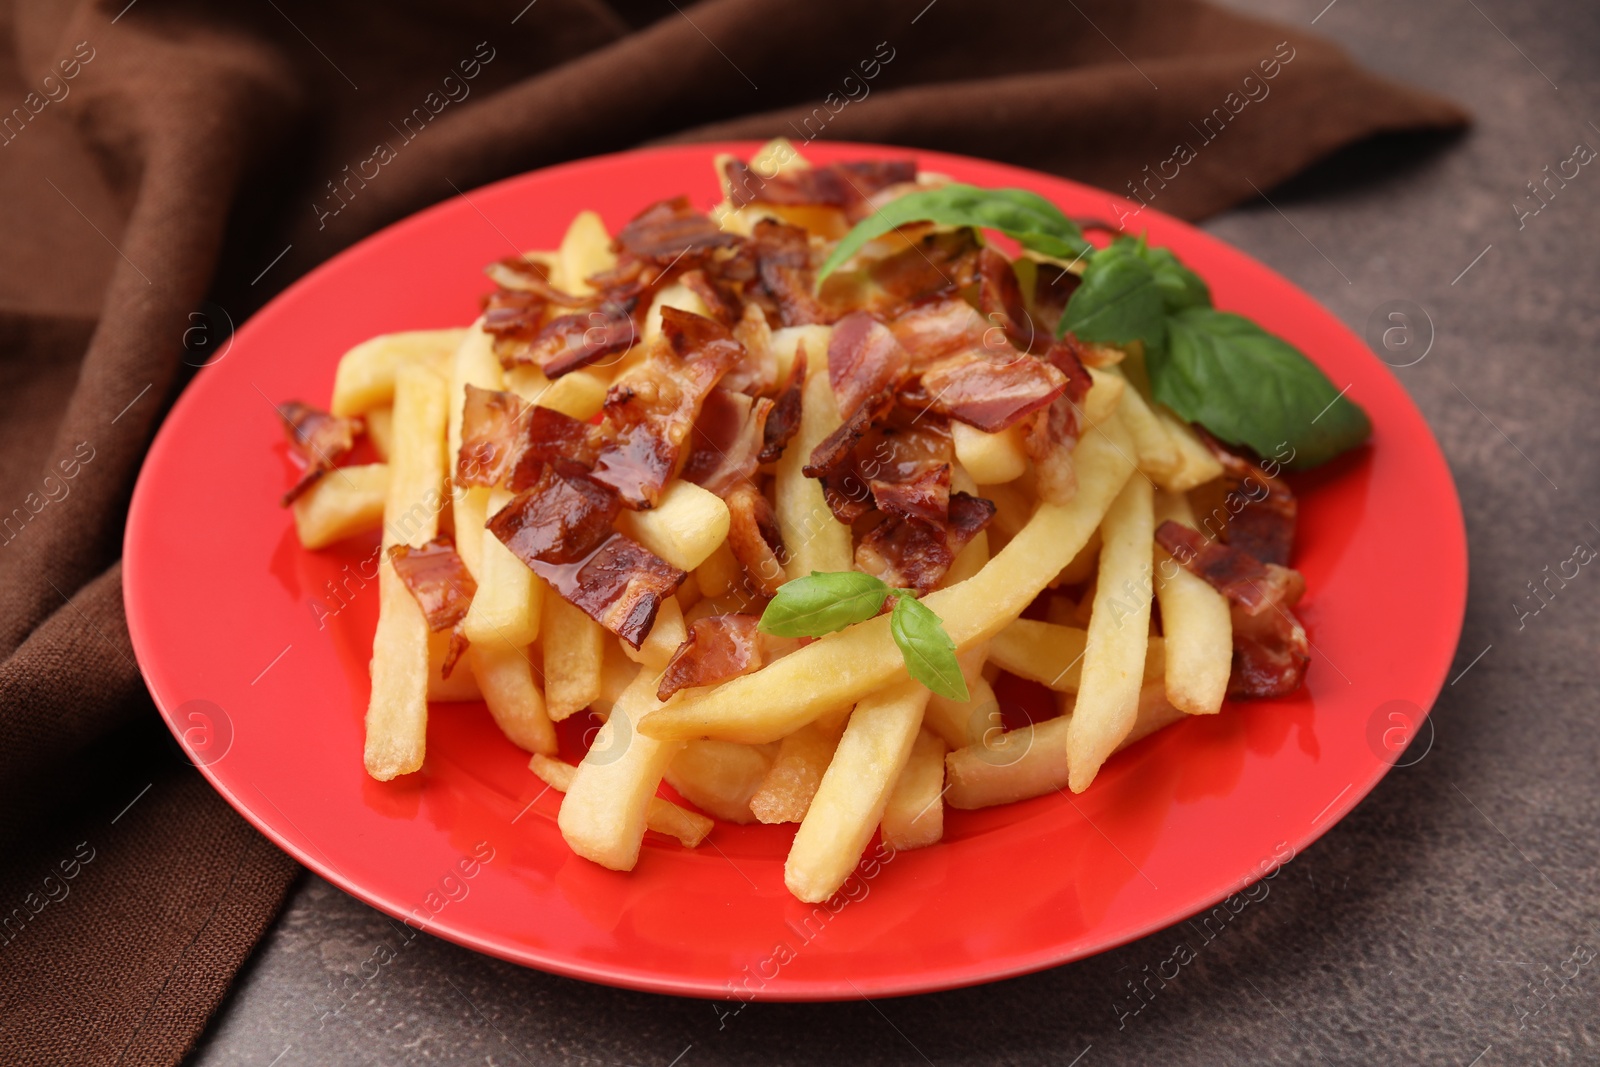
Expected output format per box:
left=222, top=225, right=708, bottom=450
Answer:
left=187, top=1, right=1600, bottom=1063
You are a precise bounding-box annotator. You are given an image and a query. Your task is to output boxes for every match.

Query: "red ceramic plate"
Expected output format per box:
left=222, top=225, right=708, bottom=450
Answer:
left=124, top=142, right=1466, bottom=1000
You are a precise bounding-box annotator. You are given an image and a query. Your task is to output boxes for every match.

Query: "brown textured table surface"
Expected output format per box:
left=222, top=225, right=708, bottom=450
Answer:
left=187, top=1, right=1600, bottom=1063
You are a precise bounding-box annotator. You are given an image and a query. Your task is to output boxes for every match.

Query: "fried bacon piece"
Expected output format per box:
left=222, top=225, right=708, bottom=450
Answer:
left=977, top=247, right=1047, bottom=354
left=1154, top=519, right=1309, bottom=698
left=905, top=350, right=1068, bottom=433
left=278, top=401, right=360, bottom=505
left=723, top=158, right=917, bottom=210
left=679, top=267, right=744, bottom=327
left=657, top=613, right=765, bottom=701
left=484, top=257, right=586, bottom=306
left=682, top=388, right=773, bottom=496
left=759, top=346, right=807, bottom=463
left=870, top=463, right=951, bottom=526
left=1016, top=339, right=1094, bottom=504
left=855, top=491, right=996, bottom=593
left=536, top=306, right=639, bottom=378
left=455, top=385, right=596, bottom=490
left=726, top=302, right=779, bottom=396
left=616, top=196, right=742, bottom=264
left=726, top=483, right=787, bottom=596
left=889, top=296, right=993, bottom=370
left=387, top=537, right=476, bottom=677
left=1199, top=433, right=1298, bottom=566
left=591, top=308, right=742, bottom=508
left=486, top=464, right=685, bottom=648
left=1030, top=261, right=1082, bottom=334
left=481, top=288, right=547, bottom=363
left=865, top=229, right=983, bottom=314
left=751, top=219, right=825, bottom=327
left=827, top=312, right=910, bottom=419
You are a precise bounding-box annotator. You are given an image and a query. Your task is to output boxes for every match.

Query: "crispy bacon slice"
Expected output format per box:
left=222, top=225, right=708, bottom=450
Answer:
left=855, top=491, right=996, bottom=593
left=456, top=385, right=597, bottom=490
left=724, top=158, right=917, bottom=210
left=726, top=302, right=779, bottom=396
left=514, top=306, right=637, bottom=377
left=1030, top=261, right=1082, bottom=334
left=484, top=257, right=586, bottom=306
left=616, top=196, right=741, bottom=264
left=1199, top=433, right=1298, bottom=566
left=591, top=309, right=742, bottom=509
left=1014, top=339, right=1094, bottom=505
left=486, top=464, right=685, bottom=647
left=905, top=350, right=1068, bottom=433
left=1154, top=519, right=1309, bottom=699
left=804, top=388, right=890, bottom=482
left=657, top=613, right=765, bottom=701
left=759, top=345, right=806, bottom=463
left=481, top=289, right=547, bottom=362
left=387, top=537, right=476, bottom=677
left=682, top=388, right=772, bottom=497
left=679, top=267, right=744, bottom=327
left=726, top=483, right=787, bottom=596
left=977, top=247, right=1047, bottom=354
left=751, top=219, right=825, bottom=327
left=866, top=229, right=983, bottom=314
left=870, top=463, right=950, bottom=526
left=889, top=296, right=994, bottom=370
left=1045, top=336, right=1095, bottom=403
left=278, top=401, right=360, bottom=505
left=827, top=312, right=910, bottom=419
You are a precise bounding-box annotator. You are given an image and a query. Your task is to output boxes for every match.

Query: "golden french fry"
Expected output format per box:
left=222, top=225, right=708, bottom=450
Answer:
left=592, top=639, right=642, bottom=716
left=426, top=629, right=481, bottom=702
left=461, top=487, right=543, bottom=648
left=469, top=638, right=557, bottom=754
left=880, top=728, right=947, bottom=852
left=776, top=349, right=853, bottom=581
left=638, top=416, right=1138, bottom=744
left=1080, top=367, right=1127, bottom=428
left=1054, top=528, right=1101, bottom=587
left=786, top=680, right=931, bottom=903
left=503, top=364, right=609, bottom=421
left=542, top=595, right=605, bottom=720
left=1151, top=405, right=1224, bottom=492
left=533, top=754, right=710, bottom=848
left=769, top=324, right=832, bottom=389
left=664, top=740, right=776, bottom=824
left=940, top=473, right=990, bottom=588
left=693, top=541, right=742, bottom=601
left=988, top=619, right=1088, bottom=691
left=621, top=596, right=687, bottom=672
left=365, top=407, right=394, bottom=461
left=981, top=480, right=1035, bottom=543
left=1065, top=474, right=1155, bottom=793
left=947, top=681, right=1185, bottom=809
left=644, top=283, right=711, bottom=342
left=557, top=210, right=615, bottom=295
left=365, top=364, right=448, bottom=780
left=291, top=463, right=388, bottom=549
left=557, top=671, right=687, bottom=870
left=953, top=420, right=1029, bottom=486
left=615, top=480, right=731, bottom=572
left=749, top=714, right=847, bottom=823
left=331, top=329, right=468, bottom=417
left=1109, top=369, right=1180, bottom=480
left=448, top=325, right=503, bottom=579
left=1153, top=490, right=1232, bottom=714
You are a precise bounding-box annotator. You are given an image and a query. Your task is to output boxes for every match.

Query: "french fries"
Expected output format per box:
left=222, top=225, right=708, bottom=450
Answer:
left=786, top=680, right=931, bottom=903
left=1154, top=491, right=1232, bottom=714
left=664, top=740, right=776, bottom=823
left=1065, top=475, right=1155, bottom=793
left=364, top=364, right=448, bottom=780
left=291, top=463, right=388, bottom=549
left=331, top=329, right=467, bottom=417
left=533, top=754, right=710, bottom=848
left=638, top=416, right=1137, bottom=744
left=295, top=144, right=1287, bottom=907
left=880, top=729, right=947, bottom=851
left=556, top=670, right=686, bottom=870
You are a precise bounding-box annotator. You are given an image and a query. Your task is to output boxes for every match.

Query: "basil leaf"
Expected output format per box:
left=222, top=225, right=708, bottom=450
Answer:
left=758, top=571, right=890, bottom=637
left=1056, top=238, right=1167, bottom=346
left=888, top=591, right=969, bottom=702
left=1137, top=242, right=1211, bottom=314
left=1152, top=308, right=1371, bottom=470
left=815, top=184, right=1091, bottom=285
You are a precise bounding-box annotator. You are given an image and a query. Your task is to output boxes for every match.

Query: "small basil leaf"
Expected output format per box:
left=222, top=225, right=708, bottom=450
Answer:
left=888, top=592, right=969, bottom=702
left=1136, top=241, right=1211, bottom=314
left=1151, top=308, right=1372, bottom=470
left=1056, top=239, right=1167, bottom=346
left=815, top=184, right=1091, bottom=285
left=758, top=571, right=890, bottom=637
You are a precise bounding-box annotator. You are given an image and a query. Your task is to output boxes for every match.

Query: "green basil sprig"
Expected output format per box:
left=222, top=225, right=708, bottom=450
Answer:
left=814, top=183, right=1092, bottom=285
left=817, top=184, right=1370, bottom=470
left=758, top=571, right=969, bottom=701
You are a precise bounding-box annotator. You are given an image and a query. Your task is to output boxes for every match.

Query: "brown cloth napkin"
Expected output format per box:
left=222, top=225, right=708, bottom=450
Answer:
left=0, top=1, right=1465, bottom=1062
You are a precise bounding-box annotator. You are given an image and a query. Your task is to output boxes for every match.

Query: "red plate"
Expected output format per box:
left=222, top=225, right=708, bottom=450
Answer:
left=124, top=143, right=1466, bottom=1000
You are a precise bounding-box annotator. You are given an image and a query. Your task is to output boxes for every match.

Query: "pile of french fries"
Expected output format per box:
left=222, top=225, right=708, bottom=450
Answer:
left=288, top=141, right=1243, bottom=905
